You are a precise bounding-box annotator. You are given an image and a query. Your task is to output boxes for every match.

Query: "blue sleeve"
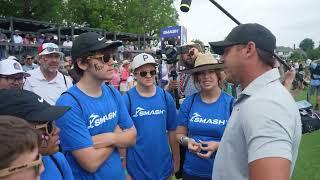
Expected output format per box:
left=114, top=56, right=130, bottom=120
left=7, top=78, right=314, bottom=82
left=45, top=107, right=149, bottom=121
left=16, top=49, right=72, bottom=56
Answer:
left=165, top=91, right=177, bottom=131
left=111, top=87, right=134, bottom=130
left=54, top=152, right=74, bottom=180
left=177, top=94, right=194, bottom=127
left=55, top=94, right=93, bottom=152
left=121, top=92, right=130, bottom=114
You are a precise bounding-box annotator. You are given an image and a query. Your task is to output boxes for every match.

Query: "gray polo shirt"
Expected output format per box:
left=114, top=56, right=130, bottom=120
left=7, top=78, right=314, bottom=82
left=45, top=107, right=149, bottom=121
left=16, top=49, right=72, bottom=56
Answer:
left=212, top=68, right=301, bottom=180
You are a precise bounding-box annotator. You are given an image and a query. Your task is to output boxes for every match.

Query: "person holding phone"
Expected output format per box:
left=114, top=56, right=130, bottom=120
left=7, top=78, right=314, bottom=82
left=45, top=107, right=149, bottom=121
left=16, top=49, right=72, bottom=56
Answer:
left=176, top=53, right=233, bottom=180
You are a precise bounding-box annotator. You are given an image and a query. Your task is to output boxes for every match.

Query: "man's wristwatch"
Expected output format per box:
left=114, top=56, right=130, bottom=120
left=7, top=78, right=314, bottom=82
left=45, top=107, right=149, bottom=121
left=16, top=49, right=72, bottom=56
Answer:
left=179, top=136, right=190, bottom=146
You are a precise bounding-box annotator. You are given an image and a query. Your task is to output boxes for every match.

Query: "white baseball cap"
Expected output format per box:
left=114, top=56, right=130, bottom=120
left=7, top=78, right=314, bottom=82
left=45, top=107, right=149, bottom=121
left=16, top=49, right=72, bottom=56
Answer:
left=0, top=59, right=30, bottom=76
left=7, top=56, right=18, bottom=61
left=131, top=53, right=157, bottom=72
left=38, top=43, right=63, bottom=56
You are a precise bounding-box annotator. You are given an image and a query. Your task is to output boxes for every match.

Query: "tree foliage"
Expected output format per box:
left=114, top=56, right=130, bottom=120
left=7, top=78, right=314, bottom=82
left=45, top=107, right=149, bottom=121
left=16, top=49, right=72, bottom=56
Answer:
left=0, top=0, right=179, bottom=36
left=0, top=0, right=65, bottom=23
left=289, top=50, right=307, bottom=62
left=299, top=38, right=315, bottom=52
left=191, top=39, right=205, bottom=49
left=306, top=48, right=320, bottom=60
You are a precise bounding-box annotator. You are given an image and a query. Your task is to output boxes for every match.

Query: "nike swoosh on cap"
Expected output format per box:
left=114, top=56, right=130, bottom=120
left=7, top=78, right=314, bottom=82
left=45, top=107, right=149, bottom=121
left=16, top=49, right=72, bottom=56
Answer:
left=98, top=37, right=104, bottom=41
left=38, top=97, right=44, bottom=103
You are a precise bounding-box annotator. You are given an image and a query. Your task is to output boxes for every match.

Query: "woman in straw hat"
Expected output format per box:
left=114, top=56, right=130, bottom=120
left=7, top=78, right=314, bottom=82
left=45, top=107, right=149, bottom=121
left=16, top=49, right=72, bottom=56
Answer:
left=176, top=53, right=234, bottom=180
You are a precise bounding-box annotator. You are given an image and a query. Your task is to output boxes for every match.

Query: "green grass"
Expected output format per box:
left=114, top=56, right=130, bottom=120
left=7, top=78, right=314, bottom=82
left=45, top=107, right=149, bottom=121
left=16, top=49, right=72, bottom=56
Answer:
left=292, top=88, right=320, bottom=180
left=292, top=130, right=320, bottom=180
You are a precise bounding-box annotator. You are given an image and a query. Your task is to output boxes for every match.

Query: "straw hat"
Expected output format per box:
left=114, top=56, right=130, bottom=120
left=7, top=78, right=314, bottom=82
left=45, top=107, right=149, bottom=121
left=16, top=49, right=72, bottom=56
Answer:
left=182, top=53, right=223, bottom=74
left=122, top=60, right=130, bottom=66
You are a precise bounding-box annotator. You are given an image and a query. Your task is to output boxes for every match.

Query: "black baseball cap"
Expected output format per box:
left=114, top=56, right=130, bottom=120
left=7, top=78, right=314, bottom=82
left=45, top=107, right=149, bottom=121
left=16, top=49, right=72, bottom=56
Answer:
left=0, top=89, right=70, bottom=123
left=209, top=23, right=276, bottom=55
left=71, top=32, right=123, bottom=60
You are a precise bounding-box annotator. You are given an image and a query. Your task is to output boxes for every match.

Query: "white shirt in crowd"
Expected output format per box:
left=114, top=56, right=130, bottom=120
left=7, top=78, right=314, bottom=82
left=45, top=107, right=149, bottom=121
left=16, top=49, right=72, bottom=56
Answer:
left=23, top=67, right=73, bottom=105
left=13, top=35, right=23, bottom=44
left=63, top=41, right=73, bottom=47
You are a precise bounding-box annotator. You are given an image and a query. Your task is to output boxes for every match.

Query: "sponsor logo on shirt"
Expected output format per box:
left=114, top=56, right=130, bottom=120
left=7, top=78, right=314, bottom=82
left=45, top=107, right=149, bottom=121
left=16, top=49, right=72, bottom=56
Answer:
left=132, top=107, right=165, bottom=118
left=88, top=111, right=117, bottom=129
left=190, top=112, right=227, bottom=125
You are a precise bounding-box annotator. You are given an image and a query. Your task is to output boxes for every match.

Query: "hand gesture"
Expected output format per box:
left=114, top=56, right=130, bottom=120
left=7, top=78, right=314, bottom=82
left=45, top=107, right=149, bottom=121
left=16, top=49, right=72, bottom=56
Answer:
left=187, top=138, right=201, bottom=153
left=196, top=140, right=219, bottom=159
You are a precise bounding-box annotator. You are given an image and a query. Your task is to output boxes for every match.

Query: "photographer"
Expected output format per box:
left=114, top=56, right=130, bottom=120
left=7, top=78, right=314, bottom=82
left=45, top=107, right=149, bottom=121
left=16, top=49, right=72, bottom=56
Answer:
left=167, top=43, right=202, bottom=98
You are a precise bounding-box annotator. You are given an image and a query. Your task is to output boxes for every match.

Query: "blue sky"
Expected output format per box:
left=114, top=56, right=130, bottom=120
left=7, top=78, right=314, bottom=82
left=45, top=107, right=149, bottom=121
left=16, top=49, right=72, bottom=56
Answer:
left=175, top=0, right=320, bottom=48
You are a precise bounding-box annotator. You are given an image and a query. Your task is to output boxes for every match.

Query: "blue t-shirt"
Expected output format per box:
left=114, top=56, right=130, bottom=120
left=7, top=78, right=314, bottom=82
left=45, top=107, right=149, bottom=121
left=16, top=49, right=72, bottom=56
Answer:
left=56, top=85, right=134, bottom=180
left=310, top=62, right=320, bottom=86
left=178, top=91, right=233, bottom=178
left=122, top=86, right=177, bottom=180
left=41, top=152, right=74, bottom=180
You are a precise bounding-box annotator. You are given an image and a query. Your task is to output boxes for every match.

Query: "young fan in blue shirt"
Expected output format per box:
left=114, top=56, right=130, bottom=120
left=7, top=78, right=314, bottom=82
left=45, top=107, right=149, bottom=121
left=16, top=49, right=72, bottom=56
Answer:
left=176, top=53, right=233, bottom=180
left=122, top=53, right=180, bottom=180
left=0, top=89, right=74, bottom=180
left=55, top=32, right=136, bottom=180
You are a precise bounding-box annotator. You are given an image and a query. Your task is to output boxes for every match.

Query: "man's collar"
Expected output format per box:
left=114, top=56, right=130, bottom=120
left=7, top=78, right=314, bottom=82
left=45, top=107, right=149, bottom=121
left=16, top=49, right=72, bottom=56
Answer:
left=239, top=68, right=280, bottom=97
left=34, top=67, right=59, bottom=82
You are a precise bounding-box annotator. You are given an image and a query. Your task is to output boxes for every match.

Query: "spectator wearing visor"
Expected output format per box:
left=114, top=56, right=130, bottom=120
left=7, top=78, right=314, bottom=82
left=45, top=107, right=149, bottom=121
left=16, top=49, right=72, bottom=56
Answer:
left=24, top=43, right=73, bottom=105
left=0, top=58, right=30, bottom=89
left=0, top=115, right=44, bottom=180
left=176, top=53, right=233, bottom=180
left=0, top=89, right=74, bottom=180
left=55, top=32, right=136, bottom=180
left=122, top=53, right=180, bottom=180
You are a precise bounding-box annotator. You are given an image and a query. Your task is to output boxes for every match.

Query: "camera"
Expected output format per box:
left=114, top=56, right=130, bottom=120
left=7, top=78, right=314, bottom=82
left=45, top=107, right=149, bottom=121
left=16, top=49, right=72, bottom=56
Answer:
left=156, top=46, right=178, bottom=64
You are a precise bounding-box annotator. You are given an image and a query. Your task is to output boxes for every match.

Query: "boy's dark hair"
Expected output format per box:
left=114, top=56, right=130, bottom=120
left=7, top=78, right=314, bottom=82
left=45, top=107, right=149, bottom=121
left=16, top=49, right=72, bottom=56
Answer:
left=73, top=51, right=95, bottom=77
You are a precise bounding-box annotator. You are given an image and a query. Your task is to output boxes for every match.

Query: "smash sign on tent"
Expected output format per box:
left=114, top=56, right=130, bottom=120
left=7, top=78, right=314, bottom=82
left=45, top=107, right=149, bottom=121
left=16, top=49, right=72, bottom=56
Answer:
left=160, top=26, right=187, bottom=47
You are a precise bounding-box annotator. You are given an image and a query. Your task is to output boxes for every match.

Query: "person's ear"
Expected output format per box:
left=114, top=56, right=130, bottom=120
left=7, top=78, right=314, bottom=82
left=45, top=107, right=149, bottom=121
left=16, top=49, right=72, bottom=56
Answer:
left=77, top=58, right=89, bottom=71
left=245, top=41, right=257, bottom=58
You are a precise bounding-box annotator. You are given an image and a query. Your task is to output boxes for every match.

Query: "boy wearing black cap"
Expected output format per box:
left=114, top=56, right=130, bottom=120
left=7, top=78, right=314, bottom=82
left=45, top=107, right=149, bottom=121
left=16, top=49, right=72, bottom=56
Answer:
left=0, top=89, right=74, bottom=180
left=209, top=23, right=301, bottom=180
left=56, top=32, right=136, bottom=180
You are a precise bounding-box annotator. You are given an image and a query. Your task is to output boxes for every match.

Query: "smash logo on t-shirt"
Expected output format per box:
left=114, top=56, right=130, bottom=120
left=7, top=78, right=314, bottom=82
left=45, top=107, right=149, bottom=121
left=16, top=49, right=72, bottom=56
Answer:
left=132, top=107, right=165, bottom=118
left=190, top=112, right=227, bottom=125
left=88, top=111, right=117, bottom=129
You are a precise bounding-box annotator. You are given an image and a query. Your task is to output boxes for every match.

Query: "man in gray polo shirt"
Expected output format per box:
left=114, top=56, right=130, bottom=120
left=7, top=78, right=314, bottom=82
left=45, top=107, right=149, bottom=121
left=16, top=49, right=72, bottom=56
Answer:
left=209, top=23, right=301, bottom=180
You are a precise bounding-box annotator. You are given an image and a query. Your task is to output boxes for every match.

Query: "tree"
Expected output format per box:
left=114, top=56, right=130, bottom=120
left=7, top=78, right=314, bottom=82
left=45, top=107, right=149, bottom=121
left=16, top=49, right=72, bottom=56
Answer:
left=0, top=0, right=178, bottom=37
left=191, top=39, right=205, bottom=48
left=306, top=48, right=320, bottom=60
left=289, top=50, right=307, bottom=62
left=299, top=38, right=315, bottom=52
left=63, top=0, right=178, bottom=35
left=0, top=0, right=65, bottom=23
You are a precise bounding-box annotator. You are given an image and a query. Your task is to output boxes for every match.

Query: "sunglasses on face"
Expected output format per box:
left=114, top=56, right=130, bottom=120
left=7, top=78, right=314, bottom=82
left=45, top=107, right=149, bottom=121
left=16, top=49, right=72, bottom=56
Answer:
left=87, top=53, right=115, bottom=64
left=0, top=75, right=25, bottom=84
left=42, top=47, right=59, bottom=53
left=26, top=57, right=33, bottom=60
left=0, top=154, right=42, bottom=177
left=33, top=121, right=54, bottom=136
left=136, top=70, right=157, bottom=77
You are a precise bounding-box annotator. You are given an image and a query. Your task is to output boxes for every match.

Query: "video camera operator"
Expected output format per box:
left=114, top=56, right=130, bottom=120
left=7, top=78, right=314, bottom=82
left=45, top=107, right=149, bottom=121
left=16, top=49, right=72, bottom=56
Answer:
left=167, top=43, right=203, bottom=98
